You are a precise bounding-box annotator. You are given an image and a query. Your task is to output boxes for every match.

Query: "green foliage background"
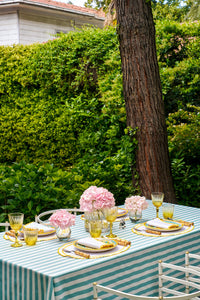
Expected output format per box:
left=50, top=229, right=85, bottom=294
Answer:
left=0, top=21, right=199, bottom=223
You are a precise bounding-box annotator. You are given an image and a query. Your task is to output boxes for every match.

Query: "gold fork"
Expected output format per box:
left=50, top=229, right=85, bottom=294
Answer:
left=64, top=249, right=90, bottom=259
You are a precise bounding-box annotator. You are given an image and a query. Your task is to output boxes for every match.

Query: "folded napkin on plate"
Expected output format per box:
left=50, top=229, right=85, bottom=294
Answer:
left=23, top=222, right=53, bottom=233
left=146, top=218, right=179, bottom=229
left=77, top=237, right=111, bottom=249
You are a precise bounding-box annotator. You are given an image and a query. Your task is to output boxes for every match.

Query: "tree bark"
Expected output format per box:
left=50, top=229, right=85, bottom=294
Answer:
left=114, top=0, right=176, bottom=202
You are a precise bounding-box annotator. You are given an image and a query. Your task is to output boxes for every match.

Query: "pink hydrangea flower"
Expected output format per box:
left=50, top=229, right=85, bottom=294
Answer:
left=49, top=209, right=76, bottom=229
left=125, top=195, right=148, bottom=213
left=79, top=186, right=115, bottom=212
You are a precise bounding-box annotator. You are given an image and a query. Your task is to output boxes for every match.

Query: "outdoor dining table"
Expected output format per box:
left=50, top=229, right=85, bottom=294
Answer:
left=0, top=200, right=200, bottom=300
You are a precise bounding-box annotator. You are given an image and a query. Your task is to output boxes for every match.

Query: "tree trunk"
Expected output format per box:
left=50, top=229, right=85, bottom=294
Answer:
left=114, top=0, right=176, bottom=203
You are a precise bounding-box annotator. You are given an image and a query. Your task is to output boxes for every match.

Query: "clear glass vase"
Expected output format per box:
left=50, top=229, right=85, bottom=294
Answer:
left=84, top=210, right=109, bottom=233
left=129, top=210, right=142, bottom=223
left=56, top=227, right=71, bottom=241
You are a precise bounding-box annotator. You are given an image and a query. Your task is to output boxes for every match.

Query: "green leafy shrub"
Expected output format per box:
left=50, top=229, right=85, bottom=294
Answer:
left=167, top=105, right=200, bottom=164
left=0, top=27, right=137, bottom=224
left=0, top=161, right=101, bottom=224
left=156, top=20, right=200, bottom=114
left=0, top=159, right=136, bottom=225
left=0, top=22, right=199, bottom=221
left=152, top=1, right=190, bottom=22
left=167, top=105, right=200, bottom=206
left=171, top=159, right=200, bottom=207
left=0, top=24, right=199, bottom=167
left=0, top=28, right=123, bottom=167
left=156, top=20, right=200, bottom=68
left=160, top=58, right=200, bottom=114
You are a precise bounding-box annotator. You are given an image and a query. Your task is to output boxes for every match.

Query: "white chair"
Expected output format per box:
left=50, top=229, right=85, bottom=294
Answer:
left=185, top=251, right=200, bottom=294
left=159, top=260, right=200, bottom=299
left=0, top=222, right=10, bottom=231
left=36, top=208, right=84, bottom=225
left=93, top=259, right=200, bottom=300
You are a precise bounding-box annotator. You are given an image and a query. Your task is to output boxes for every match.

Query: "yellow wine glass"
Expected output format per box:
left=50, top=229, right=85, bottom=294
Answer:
left=151, top=192, right=164, bottom=219
left=8, top=213, right=24, bottom=247
left=103, top=206, right=118, bottom=238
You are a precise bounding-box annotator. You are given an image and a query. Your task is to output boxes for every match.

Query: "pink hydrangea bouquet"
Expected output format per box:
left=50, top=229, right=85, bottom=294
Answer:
left=125, top=195, right=148, bottom=213
left=79, top=186, right=115, bottom=212
left=49, top=209, right=76, bottom=229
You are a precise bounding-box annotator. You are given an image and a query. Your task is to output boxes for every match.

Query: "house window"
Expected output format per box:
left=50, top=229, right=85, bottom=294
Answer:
left=55, top=30, right=68, bottom=34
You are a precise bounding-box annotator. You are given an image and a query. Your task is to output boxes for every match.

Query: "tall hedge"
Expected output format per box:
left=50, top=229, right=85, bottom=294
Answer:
left=156, top=20, right=200, bottom=114
left=0, top=22, right=199, bottom=210
left=0, top=27, right=137, bottom=208
left=0, top=29, right=119, bottom=165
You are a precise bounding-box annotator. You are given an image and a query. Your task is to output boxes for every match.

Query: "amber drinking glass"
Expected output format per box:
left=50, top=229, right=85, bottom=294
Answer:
left=89, top=220, right=102, bottom=238
left=24, top=228, right=38, bottom=246
left=162, top=203, right=174, bottom=220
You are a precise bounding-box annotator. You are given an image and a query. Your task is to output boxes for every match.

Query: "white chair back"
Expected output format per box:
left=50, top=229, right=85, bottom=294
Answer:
left=36, top=208, right=84, bottom=225
left=0, top=222, right=9, bottom=231
left=185, top=251, right=200, bottom=293
left=158, top=260, right=200, bottom=299
left=93, top=258, right=200, bottom=300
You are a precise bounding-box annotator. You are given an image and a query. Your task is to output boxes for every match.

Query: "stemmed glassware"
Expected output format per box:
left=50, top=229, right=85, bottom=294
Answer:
left=103, top=206, right=118, bottom=238
left=151, top=192, right=164, bottom=219
left=8, top=213, right=24, bottom=247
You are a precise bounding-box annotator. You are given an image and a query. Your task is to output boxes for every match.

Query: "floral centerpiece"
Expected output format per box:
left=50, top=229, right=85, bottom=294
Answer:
left=79, top=186, right=115, bottom=212
left=125, top=195, right=148, bottom=223
left=79, top=186, right=115, bottom=232
left=49, top=209, right=76, bottom=241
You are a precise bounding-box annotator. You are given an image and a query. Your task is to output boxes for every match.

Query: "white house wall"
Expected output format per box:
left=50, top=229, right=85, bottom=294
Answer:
left=18, top=10, right=103, bottom=45
left=18, top=12, right=72, bottom=44
left=0, top=1, right=105, bottom=46
left=0, top=13, right=19, bottom=46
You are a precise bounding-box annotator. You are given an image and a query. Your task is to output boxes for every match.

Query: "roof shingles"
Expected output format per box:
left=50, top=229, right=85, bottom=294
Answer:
left=0, top=0, right=105, bottom=18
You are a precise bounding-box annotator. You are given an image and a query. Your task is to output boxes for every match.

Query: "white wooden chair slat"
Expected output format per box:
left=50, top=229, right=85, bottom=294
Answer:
left=93, top=283, right=158, bottom=300
left=160, top=287, right=185, bottom=296
left=185, top=251, right=200, bottom=294
left=162, top=262, right=200, bottom=276
left=161, top=274, right=200, bottom=290
left=188, top=276, right=200, bottom=283
left=93, top=253, right=200, bottom=300
left=185, top=267, right=200, bottom=276
left=188, top=265, right=200, bottom=271
left=93, top=282, right=200, bottom=300
left=0, top=222, right=9, bottom=231
left=187, top=253, right=200, bottom=260
left=36, top=208, right=84, bottom=225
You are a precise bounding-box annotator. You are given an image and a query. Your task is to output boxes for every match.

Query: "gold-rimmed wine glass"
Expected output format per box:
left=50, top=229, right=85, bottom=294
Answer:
left=103, top=206, right=118, bottom=238
left=151, top=192, right=164, bottom=219
left=8, top=213, right=24, bottom=247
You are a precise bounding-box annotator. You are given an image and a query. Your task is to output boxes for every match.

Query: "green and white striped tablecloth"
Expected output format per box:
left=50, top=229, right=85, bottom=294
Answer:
left=0, top=201, right=200, bottom=300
